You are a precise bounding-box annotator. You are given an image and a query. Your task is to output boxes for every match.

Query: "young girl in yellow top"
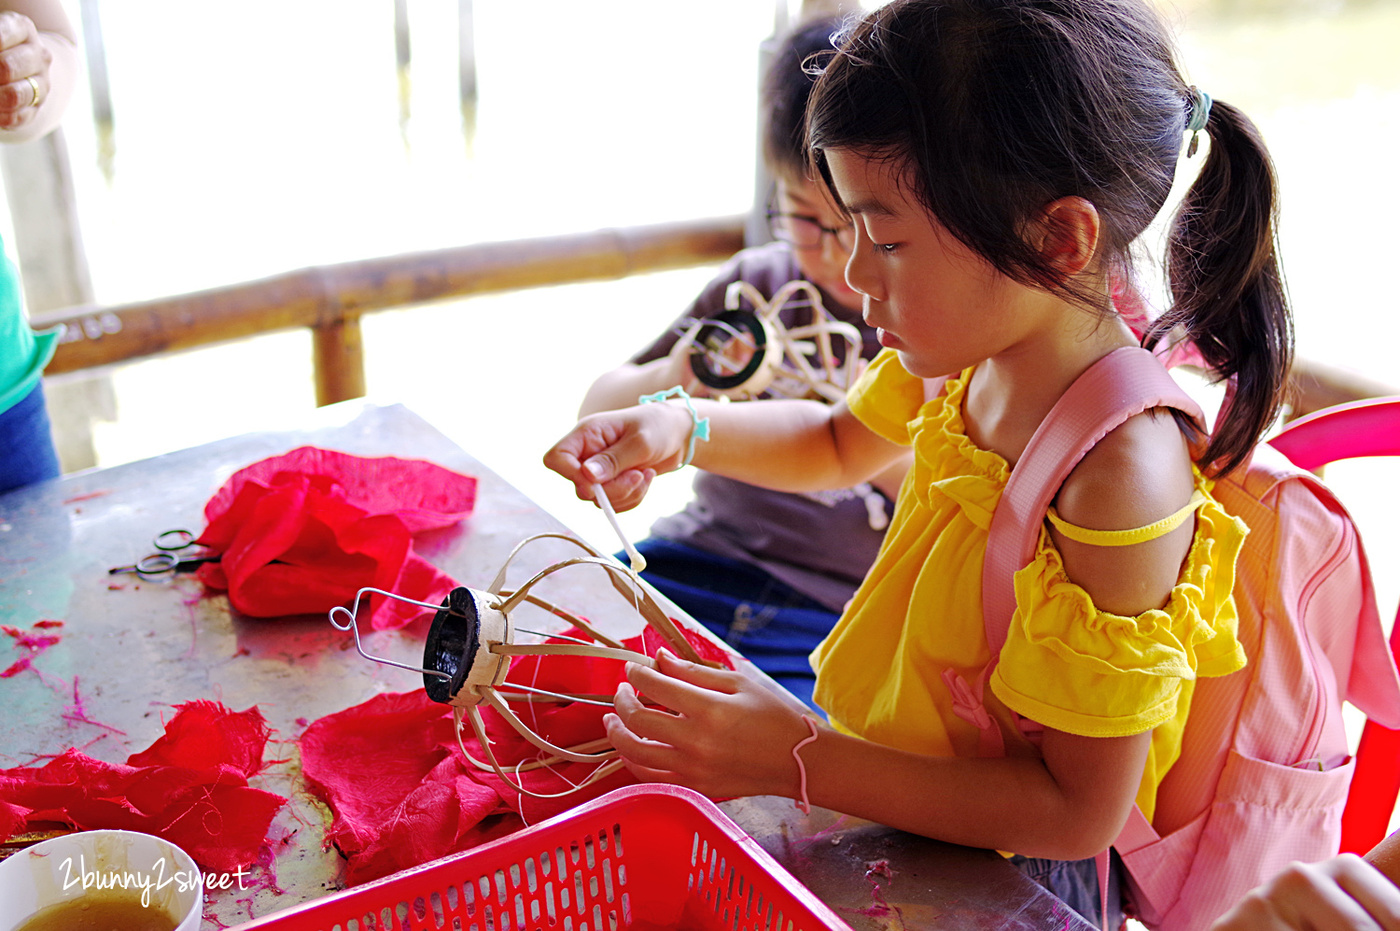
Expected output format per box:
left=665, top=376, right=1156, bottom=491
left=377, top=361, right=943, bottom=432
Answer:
left=544, top=0, right=1289, bottom=921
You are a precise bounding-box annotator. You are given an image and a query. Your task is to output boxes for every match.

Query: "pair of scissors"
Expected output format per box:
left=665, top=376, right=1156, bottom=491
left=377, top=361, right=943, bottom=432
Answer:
left=108, top=529, right=219, bottom=578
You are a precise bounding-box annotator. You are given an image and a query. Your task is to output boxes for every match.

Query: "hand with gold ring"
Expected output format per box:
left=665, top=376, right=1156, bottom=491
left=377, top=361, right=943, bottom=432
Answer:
left=0, top=8, right=62, bottom=131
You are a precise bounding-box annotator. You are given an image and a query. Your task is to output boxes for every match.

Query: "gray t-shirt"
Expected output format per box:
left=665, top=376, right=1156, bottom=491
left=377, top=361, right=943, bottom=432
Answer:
left=631, top=242, right=891, bottom=612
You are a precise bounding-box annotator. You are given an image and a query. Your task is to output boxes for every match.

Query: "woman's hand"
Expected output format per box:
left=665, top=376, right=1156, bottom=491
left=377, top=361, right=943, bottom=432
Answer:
left=1211, top=854, right=1400, bottom=930
left=0, top=11, right=50, bottom=130
left=543, top=402, right=695, bottom=511
left=604, top=649, right=816, bottom=801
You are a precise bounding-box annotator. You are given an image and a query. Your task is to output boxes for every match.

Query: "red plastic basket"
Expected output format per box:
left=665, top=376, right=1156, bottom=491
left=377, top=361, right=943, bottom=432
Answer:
left=236, top=784, right=852, bottom=930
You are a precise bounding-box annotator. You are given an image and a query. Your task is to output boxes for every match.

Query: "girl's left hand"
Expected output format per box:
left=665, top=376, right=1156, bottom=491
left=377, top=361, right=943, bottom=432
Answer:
left=0, top=12, right=49, bottom=129
left=604, top=649, right=816, bottom=801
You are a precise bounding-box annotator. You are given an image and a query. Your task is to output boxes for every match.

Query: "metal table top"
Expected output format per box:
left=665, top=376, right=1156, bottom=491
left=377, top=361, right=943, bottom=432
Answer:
left=0, top=401, right=1090, bottom=930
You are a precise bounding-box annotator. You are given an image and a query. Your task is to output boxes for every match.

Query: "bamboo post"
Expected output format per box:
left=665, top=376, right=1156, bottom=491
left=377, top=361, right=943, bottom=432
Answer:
left=394, top=0, right=411, bottom=129
left=78, top=0, right=112, bottom=127
left=80, top=0, right=115, bottom=177
left=312, top=315, right=366, bottom=406
left=458, top=0, right=477, bottom=106
left=748, top=29, right=776, bottom=250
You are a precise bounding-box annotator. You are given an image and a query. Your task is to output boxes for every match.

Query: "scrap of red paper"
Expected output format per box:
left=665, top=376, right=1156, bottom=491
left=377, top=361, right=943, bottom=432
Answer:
left=0, top=701, right=286, bottom=872
left=195, top=447, right=477, bottom=628
left=300, top=624, right=731, bottom=885
left=1, top=620, right=64, bottom=679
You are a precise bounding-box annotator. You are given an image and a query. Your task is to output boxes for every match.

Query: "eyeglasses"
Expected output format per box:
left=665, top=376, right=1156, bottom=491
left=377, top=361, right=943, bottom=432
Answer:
left=766, top=209, right=855, bottom=253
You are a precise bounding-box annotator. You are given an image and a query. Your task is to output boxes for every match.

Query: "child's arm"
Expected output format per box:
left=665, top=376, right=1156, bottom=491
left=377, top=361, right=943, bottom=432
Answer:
left=868, top=456, right=909, bottom=501
left=578, top=330, right=703, bottom=418
left=544, top=396, right=905, bottom=512
left=1369, top=832, right=1400, bottom=886
left=607, top=650, right=1151, bottom=860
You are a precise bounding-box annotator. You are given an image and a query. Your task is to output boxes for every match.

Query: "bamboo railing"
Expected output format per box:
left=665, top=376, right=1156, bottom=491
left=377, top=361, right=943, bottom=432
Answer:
left=32, top=211, right=1393, bottom=418
left=35, top=215, right=747, bottom=406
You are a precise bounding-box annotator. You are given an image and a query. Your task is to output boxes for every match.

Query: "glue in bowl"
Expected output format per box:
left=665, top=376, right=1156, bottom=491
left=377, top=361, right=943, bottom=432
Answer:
left=0, top=830, right=202, bottom=931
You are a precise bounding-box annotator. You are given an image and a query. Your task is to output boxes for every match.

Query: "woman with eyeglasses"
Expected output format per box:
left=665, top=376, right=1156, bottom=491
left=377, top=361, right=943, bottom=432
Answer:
left=575, top=16, right=905, bottom=711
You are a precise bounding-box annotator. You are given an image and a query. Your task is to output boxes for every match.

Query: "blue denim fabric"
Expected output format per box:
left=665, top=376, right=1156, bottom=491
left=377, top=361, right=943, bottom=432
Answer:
left=0, top=382, right=60, bottom=495
left=1008, top=850, right=1125, bottom=930
left=631, top=538, right=838, bottom=711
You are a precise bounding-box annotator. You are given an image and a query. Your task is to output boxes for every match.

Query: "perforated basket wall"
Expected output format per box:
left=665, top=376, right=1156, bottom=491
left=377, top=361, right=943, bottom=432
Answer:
left=236, top=784, right=851, bottom=931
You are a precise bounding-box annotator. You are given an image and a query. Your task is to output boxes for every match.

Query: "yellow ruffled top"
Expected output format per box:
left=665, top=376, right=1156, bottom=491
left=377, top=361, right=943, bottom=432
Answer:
left=810, top=350, right=1248, bottom=820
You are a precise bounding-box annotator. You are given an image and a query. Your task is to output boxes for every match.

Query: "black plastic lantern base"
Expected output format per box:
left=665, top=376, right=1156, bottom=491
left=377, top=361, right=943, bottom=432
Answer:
left=423, top=586, right=479, bottom=703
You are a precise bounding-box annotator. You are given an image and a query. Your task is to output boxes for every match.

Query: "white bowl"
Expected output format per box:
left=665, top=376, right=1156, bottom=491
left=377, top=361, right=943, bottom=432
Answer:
left=0, top=830, right=203, bottom=931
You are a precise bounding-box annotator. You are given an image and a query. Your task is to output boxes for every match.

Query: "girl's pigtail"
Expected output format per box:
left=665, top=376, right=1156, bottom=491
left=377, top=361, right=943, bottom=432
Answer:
left=1153, top=98, right=1294, bottom=477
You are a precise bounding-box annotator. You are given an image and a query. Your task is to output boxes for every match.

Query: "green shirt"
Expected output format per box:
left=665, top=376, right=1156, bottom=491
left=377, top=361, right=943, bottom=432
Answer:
left=0, top=238, right=61, bottom=414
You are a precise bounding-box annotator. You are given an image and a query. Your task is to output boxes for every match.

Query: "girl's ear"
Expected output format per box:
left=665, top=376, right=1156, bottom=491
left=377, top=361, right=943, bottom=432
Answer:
left=1033, top=196, right=1101, bottom=281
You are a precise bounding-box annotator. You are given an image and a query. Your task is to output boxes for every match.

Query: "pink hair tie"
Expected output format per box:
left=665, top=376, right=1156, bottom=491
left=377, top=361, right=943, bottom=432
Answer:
left=791, top=714, right=821, bottom=814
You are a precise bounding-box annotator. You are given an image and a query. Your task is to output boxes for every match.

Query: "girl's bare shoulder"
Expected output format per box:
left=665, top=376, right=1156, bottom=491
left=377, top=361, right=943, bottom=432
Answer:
left=1055, top=407, right=1196, bottom=532
left=1050, top=409, right=1198, bottom=617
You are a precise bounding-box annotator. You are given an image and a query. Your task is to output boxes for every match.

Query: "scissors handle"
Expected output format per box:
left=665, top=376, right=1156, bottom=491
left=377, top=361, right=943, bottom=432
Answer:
left=153, top=528, right=197, bottom=551
left=107, top=528, right=217, bottom=577
left=133, top=551, right=218, bottom=576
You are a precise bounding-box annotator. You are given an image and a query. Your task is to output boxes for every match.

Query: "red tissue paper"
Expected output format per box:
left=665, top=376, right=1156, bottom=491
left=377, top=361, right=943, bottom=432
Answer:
left=0, top=701, right=287, bottom=872
left=195, top=446, right=477, bottom=629
left=300, top=625, right=732, bottom=885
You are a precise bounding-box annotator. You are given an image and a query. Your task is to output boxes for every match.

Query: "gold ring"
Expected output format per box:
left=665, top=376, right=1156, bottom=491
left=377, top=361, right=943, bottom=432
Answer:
left=26, top=75, right=41, bottom=109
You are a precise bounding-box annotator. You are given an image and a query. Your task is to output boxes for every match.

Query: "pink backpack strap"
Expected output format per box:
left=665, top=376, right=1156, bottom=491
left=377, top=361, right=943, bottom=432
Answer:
left=978, top=348, right=1201, bottom=930
left=982, top=346, right=1204, bottom=651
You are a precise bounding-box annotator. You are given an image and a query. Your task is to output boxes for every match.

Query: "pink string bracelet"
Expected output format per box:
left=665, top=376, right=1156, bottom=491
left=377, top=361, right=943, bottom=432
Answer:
left=791, top=714, right=820, bottom=814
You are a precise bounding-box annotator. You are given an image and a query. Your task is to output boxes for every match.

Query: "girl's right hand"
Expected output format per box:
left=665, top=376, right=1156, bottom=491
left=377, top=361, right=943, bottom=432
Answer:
left=543, top=402, right=695, bottom=512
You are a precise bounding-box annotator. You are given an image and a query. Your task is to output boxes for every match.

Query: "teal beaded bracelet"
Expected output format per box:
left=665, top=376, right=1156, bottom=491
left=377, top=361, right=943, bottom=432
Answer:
left=639, top=386, right=711, bottom=468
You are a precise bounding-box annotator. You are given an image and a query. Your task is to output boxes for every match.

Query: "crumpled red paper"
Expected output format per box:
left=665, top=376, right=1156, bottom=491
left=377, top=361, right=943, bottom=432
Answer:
left=195, top=447, right=477, bottom=629
left=0, top=701, right=286, bottom=872
left=300, top=625, right=733, bottom=885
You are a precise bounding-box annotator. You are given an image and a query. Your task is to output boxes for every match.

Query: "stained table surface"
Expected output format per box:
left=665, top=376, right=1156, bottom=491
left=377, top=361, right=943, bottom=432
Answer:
left=0, top=401, right=1090, bottom=930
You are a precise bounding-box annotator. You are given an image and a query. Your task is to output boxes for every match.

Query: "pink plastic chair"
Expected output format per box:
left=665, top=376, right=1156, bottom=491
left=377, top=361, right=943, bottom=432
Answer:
left=1271, top=396, right=1400, bottom=854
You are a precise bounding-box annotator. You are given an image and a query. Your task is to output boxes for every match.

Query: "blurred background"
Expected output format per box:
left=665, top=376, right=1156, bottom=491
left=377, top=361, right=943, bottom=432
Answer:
left=3, top=0, right=1397, bottom=598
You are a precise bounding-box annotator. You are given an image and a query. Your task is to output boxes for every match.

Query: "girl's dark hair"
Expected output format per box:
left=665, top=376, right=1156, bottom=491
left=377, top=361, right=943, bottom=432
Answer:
left=806, top=0, right=1292, bottom=477
left=761, top=16, right=844, bottom=180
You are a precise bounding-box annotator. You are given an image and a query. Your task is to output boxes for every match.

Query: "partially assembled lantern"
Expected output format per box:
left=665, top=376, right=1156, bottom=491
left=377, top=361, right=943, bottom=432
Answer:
left=687, top=279, right=863, bottom=402
left=329, top=528, right=705, bottom=798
